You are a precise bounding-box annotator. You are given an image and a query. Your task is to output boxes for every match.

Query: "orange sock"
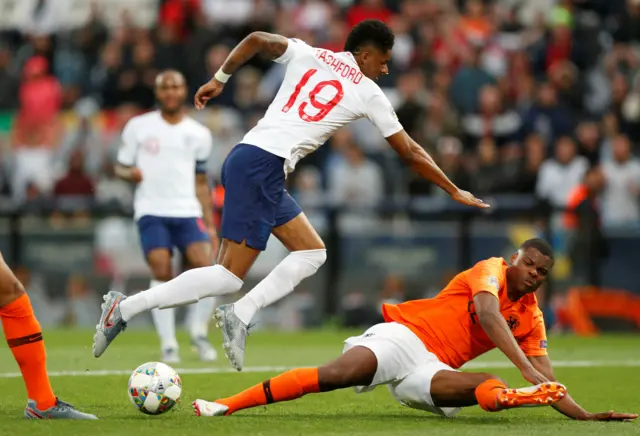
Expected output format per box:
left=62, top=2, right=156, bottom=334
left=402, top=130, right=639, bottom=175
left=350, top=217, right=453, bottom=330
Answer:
left=0, top=294, right=56, bottom=410
left=475, top=379, right=507, bottom=412
left=217, top=368, right=320, bottom=415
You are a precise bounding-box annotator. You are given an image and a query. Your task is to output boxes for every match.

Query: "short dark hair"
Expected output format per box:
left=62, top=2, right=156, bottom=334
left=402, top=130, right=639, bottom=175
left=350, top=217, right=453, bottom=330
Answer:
left=344, top=19, right=395, bottom=54
left=520, top=238, right=554, bottom=260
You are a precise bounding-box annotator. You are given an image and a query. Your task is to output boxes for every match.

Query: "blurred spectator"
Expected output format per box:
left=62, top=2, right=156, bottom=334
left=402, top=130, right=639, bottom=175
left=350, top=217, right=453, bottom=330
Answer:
left=503, top=51, right=536, bottom=110
left=11, top=123, right=59, bottom=203
left=291, top=166, right=327, bottom=232
left=430, top=12, right=469, bottom=73
left=158, top=0, right=201, bottom=41
left=16, top=56, right=62, bottom=129
left=115, top=40, right=157, bottom=109
left=531, top=6, right=586, bottom=78
left=461, top=84, right=521, bottom=148
left=566, top=166, right=607, bottom=286
left=321, top=18, right=349, bottom=53
left=293, top=0, right=334, bottom=33
left=548, top=60, right=584, bottom=117
left=609, top=71, right=640, bottom=141
left=233, top=67, right=263, bottom=115
left=202, top=0, right=253, bottom=28
left=536, top=136, right=588, bottom=215
left=521, top=82, right=573, bottom=147
left=472, top=137, right=503, bottom=195
left=395, top=70, right=428, bottom=137
left=450, top=46, right=495, bottom=114
left=387, top=14, right=414, bottom=71
left=292, top=166, right=325, bottom=210
left=52, top=149, right=94, bottom=226
left=458, top=0, right=492, bottom=46
left=329, top=142, right=384, bottom=209
left=54, top=148, right=93, bottom=193
left=0, top=45, right=18, bottom=110
left=601, top=134, right=640, bottom=228
left=418, top=91, right=461, bottom=151
left=65, top=274, right=100, bottom=327
left=90, top=42, right=124, bottom=108
left=345, top=0, right=392, bottom=28
left=514, top=133, right=547, bottom=194
left=14, top=265, right=62, bottom=327
left=57, top=98, right=103, bottom=177
left=75, top=3, right=108, bottom=68
left=53, top=34, right=87, bottom=108
left=611, top=0, right=640, bottom=45
left=600, top=112, right=621, bottom=161
left=155, top=25, right=186, bottom=72
left=576, top=119, right=601, bottom=166
left=14, top=35, right=55, bottom=77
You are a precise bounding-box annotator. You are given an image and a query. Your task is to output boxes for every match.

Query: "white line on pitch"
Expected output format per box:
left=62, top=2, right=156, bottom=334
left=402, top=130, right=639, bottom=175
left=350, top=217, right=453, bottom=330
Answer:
left=0, top=360, right=638, bottom=379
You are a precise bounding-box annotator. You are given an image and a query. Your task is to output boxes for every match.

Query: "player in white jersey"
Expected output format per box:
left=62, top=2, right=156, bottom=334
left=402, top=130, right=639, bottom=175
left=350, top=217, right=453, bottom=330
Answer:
left=112, top=71, right=219, bottom=363
left=93, top=20, right=488, bottom=369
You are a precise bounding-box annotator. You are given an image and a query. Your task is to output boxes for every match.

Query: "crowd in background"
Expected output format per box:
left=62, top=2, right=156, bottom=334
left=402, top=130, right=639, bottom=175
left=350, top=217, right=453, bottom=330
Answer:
left=0, top=0, right=640, bottom=230
left=1, top=0, right=640, bottom=329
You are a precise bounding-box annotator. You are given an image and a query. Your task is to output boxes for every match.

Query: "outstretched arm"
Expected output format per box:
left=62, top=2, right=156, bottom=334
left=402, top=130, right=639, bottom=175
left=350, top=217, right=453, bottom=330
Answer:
left=195, top=32, right=288, bottom=109
left=473, top=292, right=548, bottom=385
left=385, top=131, right=488, bottom=208
left=529, top=355, right=638, bottom=421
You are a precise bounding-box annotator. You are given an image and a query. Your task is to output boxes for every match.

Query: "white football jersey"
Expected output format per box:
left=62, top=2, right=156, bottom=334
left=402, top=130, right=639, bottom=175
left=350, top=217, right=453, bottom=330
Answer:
left=117, top=111, right=213, bottom=220
left=241, top=38, right=403, bottom=173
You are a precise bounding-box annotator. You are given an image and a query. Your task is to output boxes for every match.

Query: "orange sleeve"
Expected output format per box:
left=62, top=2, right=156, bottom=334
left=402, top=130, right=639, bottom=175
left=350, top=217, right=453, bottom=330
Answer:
left=519, top=313, right=549, bottom=357
left=467, top=258, right=506, bottom=299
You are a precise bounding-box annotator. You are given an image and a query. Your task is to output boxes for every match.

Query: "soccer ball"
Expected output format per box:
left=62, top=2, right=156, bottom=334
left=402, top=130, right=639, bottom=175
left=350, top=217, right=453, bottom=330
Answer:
left=128, top=362, right=182, bottom=415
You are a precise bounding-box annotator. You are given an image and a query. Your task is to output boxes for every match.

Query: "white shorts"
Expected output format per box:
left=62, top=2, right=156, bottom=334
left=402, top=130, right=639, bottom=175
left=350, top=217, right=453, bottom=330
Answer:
left=343, top=322, right=461, bottom=417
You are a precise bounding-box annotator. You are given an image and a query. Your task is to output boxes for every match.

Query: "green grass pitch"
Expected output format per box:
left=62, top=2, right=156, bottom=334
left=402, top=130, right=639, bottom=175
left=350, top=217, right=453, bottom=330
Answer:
left=0, top=328, right=638, bottom=436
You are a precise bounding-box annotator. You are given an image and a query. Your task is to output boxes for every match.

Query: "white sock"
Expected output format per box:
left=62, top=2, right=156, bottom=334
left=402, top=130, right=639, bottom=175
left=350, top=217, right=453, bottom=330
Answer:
left=120, top=265, right=243, bottom=322
left=149, top=280, right=178, bottom=351
left=233, top=249, right=326, bottom=325
left=189, top=297, right=216, bottom=339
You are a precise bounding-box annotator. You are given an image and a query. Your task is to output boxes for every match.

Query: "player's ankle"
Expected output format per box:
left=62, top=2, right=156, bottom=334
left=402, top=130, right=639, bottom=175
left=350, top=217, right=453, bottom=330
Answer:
left=233, top=295, right=259, bottom=326
left=475, top=379, right=507, bottom=412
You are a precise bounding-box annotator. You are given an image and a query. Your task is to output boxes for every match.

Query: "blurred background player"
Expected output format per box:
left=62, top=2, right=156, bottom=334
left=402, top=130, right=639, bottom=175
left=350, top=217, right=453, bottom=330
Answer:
left=112, top=70, right=218, bottom=363
left=93, top=20, right=488, bottom=368
left=193, top=239, right=636, bottom=423
left=0, top=252, right=96, bottom=419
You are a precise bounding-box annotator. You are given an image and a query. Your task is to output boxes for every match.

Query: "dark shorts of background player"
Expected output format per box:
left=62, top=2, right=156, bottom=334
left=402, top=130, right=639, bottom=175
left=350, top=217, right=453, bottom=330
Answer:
left=137, top=216, right=210, bottom=257
left=220, top=143, right=302, bottom=251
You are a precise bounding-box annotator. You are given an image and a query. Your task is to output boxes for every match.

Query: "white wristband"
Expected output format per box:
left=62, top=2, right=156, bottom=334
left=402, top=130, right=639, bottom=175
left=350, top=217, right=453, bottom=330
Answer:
left=214, top=69, right=231, bottom=83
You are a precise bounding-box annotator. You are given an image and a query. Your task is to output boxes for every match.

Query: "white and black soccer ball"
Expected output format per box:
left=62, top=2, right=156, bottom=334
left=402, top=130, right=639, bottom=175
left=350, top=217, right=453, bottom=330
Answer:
left=128, top=362, right=182, bottom=415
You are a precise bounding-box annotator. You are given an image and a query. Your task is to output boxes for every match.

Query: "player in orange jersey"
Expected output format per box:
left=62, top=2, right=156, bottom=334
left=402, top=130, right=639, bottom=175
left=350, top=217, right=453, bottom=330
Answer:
left=193, top=238, right=637, bottom=422
left=0, top=253, right=96, bottom=419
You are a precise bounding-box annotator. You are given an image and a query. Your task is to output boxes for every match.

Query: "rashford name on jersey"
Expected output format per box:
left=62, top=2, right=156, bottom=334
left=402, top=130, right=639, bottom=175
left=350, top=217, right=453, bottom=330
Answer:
left=314, top=48, right=364, bottom=84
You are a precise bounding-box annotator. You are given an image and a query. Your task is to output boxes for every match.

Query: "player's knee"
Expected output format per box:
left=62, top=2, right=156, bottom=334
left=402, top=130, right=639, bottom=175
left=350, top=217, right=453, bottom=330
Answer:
left=318, top=364, right=359, bottom=390
left=0, top=275, right=25, bottom=306
left=291, top=248, right=327, bottom=271
left=149, top=263, right=173, bottom=282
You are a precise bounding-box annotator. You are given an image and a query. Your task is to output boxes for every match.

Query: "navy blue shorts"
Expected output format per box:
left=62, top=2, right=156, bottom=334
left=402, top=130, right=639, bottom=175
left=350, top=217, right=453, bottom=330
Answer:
left=220, top=143, right=302, bottom=251
left=137, top=215, right=209, bottom=257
